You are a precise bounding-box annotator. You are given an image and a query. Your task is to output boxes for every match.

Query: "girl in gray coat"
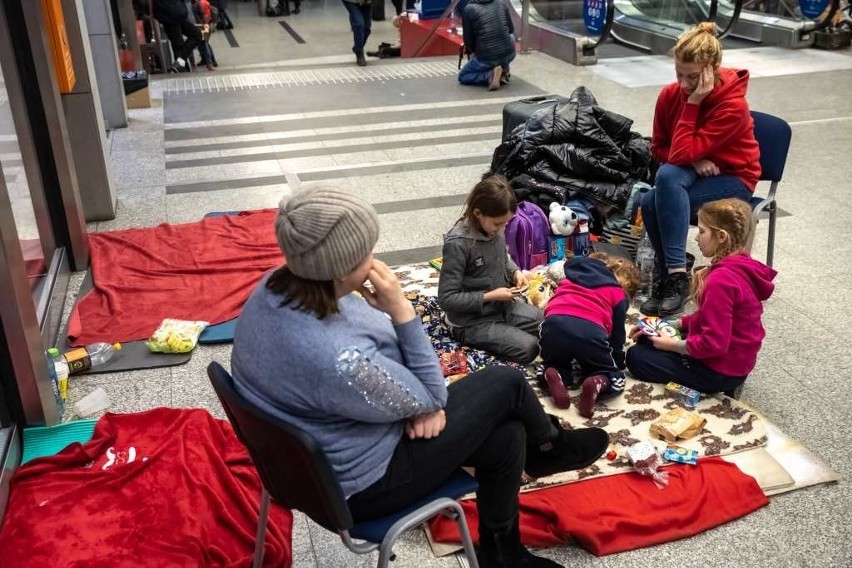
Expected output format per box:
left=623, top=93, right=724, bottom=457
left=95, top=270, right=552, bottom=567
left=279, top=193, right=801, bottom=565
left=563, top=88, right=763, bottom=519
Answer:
left=438, top=176, right=543, bottom=364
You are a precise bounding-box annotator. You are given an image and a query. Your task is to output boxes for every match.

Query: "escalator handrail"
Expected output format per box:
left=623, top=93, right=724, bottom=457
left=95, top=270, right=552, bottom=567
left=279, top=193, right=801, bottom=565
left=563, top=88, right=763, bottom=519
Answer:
left=585, top=0, right=616, bottom=50
left=716, top=0, right=743, bottom=38
left=708, top=0, right=719, bottom=21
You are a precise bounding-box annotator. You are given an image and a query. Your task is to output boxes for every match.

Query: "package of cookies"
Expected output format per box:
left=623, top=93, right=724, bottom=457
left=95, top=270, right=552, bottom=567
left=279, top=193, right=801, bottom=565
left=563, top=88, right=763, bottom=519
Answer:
left=649, top=407, right=707, bottom=442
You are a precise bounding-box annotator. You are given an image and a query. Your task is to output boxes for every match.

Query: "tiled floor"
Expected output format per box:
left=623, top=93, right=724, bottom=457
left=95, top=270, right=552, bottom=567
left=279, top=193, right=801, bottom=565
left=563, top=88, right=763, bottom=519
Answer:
left=60, top=4, right=852, bottom=566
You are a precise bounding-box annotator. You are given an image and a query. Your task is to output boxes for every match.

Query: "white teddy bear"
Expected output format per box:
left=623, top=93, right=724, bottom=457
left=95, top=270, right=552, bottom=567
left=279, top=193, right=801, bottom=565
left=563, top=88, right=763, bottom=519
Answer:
left=548, top=202, right=578, bottom=236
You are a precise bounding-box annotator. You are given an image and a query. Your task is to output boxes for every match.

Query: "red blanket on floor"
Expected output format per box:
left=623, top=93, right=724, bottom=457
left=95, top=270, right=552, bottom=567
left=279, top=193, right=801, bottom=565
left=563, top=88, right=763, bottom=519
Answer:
left=0, top=408, right=293, bottom=568
left=429, top=457, right=768, bottom=556
left=67, top=210, right=283, bottom=346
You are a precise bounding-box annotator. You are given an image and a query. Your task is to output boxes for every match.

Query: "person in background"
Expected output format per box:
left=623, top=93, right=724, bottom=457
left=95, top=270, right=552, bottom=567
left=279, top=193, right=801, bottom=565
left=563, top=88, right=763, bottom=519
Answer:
left=639, top=22, right=761, bottom=317
left=540, top=252, right=639, bottom=417
left=438, top=175, right=542, bottom=365
left=152, top=0, right=203, bottom=72
left=191, top=0, right=218, bottom=70
left=627, top=198, right=776, bottom=396
left=231, top=186, right=609, bottom=568
left=459, top=0, right=516, bottom=91
left=342, top=0, right=373, bottom=66
left=211, top=0, right=234, bottom=29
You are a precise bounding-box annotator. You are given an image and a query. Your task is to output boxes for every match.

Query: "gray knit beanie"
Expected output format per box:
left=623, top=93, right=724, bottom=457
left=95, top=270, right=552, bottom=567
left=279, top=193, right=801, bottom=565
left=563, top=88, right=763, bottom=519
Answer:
left=275, top=187, right=380, bottom=281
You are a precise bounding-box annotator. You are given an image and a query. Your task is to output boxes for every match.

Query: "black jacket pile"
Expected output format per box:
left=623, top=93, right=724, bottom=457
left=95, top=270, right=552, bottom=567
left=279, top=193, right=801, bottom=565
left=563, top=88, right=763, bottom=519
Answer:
left=491, top=87, right=651, bottom=213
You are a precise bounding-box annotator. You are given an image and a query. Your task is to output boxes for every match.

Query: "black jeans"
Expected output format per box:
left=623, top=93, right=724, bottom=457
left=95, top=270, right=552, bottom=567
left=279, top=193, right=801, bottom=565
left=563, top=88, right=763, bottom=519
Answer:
left=347, top=365, right=554, bottom=533
left=162, top=19, right=203, bottom=62
left=626, top=337, right=746, bottom=394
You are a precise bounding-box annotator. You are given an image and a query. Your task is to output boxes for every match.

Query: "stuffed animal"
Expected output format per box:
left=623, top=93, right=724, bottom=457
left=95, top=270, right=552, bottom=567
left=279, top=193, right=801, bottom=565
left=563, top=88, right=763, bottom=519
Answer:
left=521, top=272, right=554, bottom=309
left=549, top=202, right=579, bottom=236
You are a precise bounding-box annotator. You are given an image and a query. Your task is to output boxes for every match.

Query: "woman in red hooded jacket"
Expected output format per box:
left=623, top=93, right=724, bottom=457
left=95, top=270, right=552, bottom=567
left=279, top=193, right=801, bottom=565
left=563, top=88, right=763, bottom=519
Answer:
left=640, top=22, right=761, bottom=317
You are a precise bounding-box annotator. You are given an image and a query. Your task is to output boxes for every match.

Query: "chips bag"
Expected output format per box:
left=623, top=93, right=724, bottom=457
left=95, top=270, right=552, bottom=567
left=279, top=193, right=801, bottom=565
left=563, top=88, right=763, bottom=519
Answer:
left=147, top=319, right=209, bottom=353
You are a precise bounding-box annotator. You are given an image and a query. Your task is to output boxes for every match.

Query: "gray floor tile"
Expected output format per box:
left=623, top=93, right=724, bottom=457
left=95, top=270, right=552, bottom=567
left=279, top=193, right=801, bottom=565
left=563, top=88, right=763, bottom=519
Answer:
left=62, top=368, right=172, bottom=422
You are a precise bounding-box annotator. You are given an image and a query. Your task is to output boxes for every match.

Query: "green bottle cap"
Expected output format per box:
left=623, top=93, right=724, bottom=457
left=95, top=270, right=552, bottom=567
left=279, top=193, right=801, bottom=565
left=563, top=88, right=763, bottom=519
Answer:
left=47, top=347, right=59, bottom=356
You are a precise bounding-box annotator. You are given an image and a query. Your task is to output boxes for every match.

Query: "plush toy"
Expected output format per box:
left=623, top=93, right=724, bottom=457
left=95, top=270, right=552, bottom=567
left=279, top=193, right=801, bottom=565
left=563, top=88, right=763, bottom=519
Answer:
left=549, top=202, right=579, bottom=236
left=521, top=272, right=554, bottom=309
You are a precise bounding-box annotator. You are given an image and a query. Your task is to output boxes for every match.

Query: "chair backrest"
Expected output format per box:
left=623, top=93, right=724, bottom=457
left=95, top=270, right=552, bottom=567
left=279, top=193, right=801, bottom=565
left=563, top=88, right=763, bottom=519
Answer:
left=751, top=110, right=792, bottom=183
left=206, top=361, right=354, bottom=533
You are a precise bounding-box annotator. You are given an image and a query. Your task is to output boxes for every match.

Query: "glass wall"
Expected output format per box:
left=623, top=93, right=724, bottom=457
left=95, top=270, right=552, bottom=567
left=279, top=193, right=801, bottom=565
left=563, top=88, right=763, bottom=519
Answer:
left=0, top=64, right=55, bottom=295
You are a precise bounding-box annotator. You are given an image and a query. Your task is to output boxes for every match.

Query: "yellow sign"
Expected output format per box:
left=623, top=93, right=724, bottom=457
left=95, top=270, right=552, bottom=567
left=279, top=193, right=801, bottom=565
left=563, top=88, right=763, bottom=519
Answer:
left=41, top=0, right=76, bottom=94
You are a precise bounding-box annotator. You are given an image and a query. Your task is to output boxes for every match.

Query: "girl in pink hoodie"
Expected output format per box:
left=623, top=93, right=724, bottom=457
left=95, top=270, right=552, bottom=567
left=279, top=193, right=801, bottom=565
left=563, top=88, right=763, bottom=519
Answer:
left=626, top=198, right=776, bottom=395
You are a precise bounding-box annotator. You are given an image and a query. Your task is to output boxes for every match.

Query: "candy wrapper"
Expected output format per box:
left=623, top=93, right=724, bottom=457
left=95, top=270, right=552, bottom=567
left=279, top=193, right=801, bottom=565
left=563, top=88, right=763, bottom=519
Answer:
left=147, top=319, right=209, bottom=353
left=638, top=316, right=681, bottom=339
left=438, top=350, right=469, bottom=377
left=627, top=441, right=669, bottom=488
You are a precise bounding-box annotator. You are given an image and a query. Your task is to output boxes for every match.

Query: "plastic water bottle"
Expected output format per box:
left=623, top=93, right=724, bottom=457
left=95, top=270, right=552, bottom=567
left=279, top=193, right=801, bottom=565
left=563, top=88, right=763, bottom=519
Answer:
left=60, top=342, right=122, bottom=374
left=48, top=347, right=70, bottom=407
left=634, top=231, right=656, bottom=305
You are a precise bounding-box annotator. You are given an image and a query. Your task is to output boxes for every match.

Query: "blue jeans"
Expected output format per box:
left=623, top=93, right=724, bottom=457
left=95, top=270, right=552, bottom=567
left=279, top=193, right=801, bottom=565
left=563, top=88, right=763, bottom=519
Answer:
left=641, top=164, right=751, bottom=273
left=342, top=0, right=372, bottom=55
left=458, top=51, right=516, bottom=86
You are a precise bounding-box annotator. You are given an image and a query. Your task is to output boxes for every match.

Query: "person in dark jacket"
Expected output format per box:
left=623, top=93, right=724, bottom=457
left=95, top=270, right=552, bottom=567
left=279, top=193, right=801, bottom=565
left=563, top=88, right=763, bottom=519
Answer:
left=342, top=0, right=373, bottom=66
left=459, top=0, right=515, bottom=90
left=539, top=253, right=639, bottom=416
left=438, top=175, right=542, bottom=365
left=153, top=0, right=203, bottom=72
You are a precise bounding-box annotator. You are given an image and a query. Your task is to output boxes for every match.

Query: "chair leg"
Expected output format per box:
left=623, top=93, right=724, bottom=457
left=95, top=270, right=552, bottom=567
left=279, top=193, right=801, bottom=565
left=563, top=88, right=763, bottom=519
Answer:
left=253, top=487, right=271, bottom=568
left=448, top=502, right=479, bottom=568
left=767, top=205, right=776, bottom=268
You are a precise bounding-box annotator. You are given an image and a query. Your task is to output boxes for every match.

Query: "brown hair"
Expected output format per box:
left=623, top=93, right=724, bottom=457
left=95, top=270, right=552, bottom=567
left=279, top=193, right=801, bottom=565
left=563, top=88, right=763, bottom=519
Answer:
left=266, top=265, right=339, bottom=319
left=461, top=175, right=517, bottom=231
left=690, top=198, right=756, bottom=301
left=673, top=22, right=722, bottom=69
left=588, top=252, right=641, bottom=296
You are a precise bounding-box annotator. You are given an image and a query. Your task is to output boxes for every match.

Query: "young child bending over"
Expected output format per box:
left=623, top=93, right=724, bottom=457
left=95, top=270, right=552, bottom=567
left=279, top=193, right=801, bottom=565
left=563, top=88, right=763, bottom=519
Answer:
left=540, top=253, right=640, bottom=416
left=627, top=198, right=776, bottom=394
left=438, top=175, right=542, bottom=364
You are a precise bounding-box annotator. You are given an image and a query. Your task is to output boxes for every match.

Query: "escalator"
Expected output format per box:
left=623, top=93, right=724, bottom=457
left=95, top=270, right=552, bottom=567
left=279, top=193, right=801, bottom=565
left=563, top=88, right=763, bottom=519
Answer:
left=717, top=0, right=840, bottom=48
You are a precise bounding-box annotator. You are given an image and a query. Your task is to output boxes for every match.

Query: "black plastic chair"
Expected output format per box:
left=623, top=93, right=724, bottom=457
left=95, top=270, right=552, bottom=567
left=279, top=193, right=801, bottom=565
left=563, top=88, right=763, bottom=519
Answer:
left=748, top=110, right=792, bottom=268
left=206, top=362, right=480, bottom=568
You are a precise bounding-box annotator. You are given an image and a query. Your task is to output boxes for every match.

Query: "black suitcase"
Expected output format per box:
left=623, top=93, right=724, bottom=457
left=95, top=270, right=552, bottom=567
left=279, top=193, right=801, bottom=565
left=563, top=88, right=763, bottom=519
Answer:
left=501, top=95, right=568, bottom=141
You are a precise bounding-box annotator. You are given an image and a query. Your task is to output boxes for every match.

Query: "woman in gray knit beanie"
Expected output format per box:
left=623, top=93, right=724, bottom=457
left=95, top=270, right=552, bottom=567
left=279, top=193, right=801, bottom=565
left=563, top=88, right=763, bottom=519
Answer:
left=232, top=187, right=608, bottom=568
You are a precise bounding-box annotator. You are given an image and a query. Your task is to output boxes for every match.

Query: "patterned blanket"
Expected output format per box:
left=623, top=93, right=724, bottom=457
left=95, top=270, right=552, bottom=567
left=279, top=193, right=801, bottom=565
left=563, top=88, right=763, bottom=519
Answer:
left=392, top=263, right=768, bottom=491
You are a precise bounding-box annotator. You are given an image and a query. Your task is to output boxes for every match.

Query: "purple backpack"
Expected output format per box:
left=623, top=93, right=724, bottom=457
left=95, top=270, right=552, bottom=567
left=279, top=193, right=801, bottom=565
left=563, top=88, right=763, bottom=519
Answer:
left=505, top=202, right=549, bottom=270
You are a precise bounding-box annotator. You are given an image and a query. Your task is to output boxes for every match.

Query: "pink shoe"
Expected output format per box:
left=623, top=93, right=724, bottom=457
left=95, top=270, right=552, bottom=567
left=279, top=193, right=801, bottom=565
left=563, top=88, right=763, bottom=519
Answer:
left=544, top=367, right=570, bottom=409
left=578, top=375, right=610, bottom=418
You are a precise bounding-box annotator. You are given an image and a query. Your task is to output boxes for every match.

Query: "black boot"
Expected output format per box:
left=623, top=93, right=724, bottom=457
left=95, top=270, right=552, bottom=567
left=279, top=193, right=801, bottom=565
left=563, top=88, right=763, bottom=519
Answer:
left=478, top=520, right=563, bottom=567
left=525, top=420, right=608, bottom=479
left=639, top=275, right=664, bottom=316
left=659, top=271, right=690, bottom=317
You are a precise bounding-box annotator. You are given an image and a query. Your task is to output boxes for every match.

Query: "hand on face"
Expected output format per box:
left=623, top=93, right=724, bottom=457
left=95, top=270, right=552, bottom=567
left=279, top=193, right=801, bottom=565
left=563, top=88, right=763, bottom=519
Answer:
left=687, top=65, right=716, bottom=105
left=359, top=259, right=416, bottom=324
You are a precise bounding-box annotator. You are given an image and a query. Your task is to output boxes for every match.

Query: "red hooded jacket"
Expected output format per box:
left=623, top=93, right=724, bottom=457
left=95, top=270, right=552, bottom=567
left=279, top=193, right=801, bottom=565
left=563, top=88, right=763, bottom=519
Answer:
left=681, top=253, right=776, bottom=377
left=651, top=68, right=761, bottom=190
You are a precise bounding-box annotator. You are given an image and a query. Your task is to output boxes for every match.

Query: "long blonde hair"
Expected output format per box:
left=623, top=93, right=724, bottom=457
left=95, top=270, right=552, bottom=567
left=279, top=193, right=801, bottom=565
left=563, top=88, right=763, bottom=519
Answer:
left=673, top=22, right=722, bottom=69
left=691, top=198, right=755, bottom=301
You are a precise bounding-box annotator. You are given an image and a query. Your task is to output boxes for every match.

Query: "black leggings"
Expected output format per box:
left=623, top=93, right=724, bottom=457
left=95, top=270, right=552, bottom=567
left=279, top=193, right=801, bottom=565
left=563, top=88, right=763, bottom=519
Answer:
left=347, top=365, right=553, bottom=533
left=626, top=337, right=746, bottom=394
left=162, top=19, right=203, bottom=62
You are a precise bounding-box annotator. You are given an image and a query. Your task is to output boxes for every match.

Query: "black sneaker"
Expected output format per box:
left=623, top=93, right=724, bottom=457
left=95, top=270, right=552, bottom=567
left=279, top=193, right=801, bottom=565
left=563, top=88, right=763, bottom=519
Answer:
left=355, top=53, right=367, bottom=67
left=639, top=277, right=664, bottom=316
left=659, top=272, right=690, bottom=316
left=525, top=426, right=608, bottom=478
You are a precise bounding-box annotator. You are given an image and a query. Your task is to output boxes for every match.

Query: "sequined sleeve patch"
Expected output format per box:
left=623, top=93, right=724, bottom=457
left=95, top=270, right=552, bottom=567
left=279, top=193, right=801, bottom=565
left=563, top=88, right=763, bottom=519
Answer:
left=336, top=347, right=427, bottom=419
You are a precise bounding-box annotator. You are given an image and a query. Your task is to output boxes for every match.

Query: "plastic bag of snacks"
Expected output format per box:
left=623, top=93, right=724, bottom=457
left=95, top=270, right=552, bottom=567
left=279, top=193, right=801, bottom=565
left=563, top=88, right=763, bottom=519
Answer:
left=627, top=441, right=669, bottom=489
left=147, top=319, right=209, bottom=353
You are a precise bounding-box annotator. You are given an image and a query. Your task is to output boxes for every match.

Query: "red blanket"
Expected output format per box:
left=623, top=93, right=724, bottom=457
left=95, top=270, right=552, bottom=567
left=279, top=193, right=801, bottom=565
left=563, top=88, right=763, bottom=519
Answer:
left=0, top=408, right=293, bottom=567
left=67, top=210, right=283, bottom=346
left=429, top=457, right=768, bottom=556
